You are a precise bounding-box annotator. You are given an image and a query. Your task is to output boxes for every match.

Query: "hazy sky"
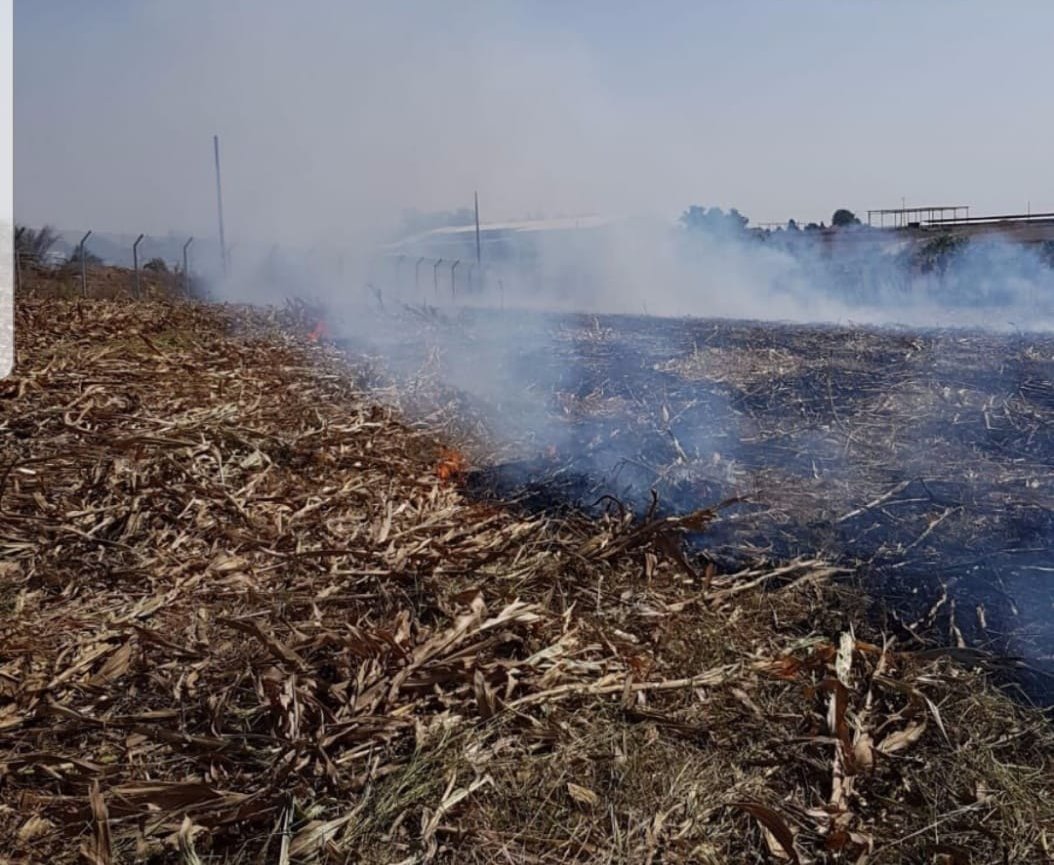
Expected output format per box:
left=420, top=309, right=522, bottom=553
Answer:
left=14, top=1, right=1054, bottom=245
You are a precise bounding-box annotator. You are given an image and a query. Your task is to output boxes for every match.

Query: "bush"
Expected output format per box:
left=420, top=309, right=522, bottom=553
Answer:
left=15, top=225, right=61, bottom=262
left=831, top=208, right=861, bottom=228
left=66, top=248, right=103, bottom=267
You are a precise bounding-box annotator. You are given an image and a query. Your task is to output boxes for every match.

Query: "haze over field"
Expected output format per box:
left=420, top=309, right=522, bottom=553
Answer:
left=7, top=9, right=1054, bottom=863
left=15, top=2, right=1054, bottom=242
left=11, top=2, right=1054, bottom=332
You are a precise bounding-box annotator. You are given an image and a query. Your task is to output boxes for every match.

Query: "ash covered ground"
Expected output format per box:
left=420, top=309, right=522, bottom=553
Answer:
left=341, top=307, right=1054, bottom=701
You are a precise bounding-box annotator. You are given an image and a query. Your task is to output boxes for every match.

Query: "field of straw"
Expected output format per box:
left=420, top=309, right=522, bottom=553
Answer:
left=2, top=293, right=1052, bottom=864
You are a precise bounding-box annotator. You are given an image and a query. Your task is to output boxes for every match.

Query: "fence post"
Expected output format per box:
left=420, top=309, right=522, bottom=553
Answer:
left=450, top=259, right=459, bottom=300
left=182, top=237, right=193, bottom=295
left=132, top=233, right=145, bottom=298
left=78, top=230, right=92, bottom=297
left=433, top=259, right=443, bottom=299
left=415, top=256, right=426, bottom=294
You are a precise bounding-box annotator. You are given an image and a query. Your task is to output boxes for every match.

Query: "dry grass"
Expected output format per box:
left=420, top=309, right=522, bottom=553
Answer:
left=15, top=263, right=190, bottom=301
left=1, top=296, right=1051, bottom=864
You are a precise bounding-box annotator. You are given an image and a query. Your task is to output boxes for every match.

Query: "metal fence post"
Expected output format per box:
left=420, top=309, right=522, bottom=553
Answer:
left=433, top=259, right=443, bottom=299
left=182, top=237, right=193, bottom=295
left=450, top=259, right=459, bottom=299
left=132, top=233, right=145, bottom=298
left=78, top=230, right=92, bottom=297
left=415, top=256, right=426, bottom=294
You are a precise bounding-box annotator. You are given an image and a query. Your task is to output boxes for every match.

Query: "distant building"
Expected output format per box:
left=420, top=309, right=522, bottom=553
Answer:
left=384, top=214, right=617, bottom=268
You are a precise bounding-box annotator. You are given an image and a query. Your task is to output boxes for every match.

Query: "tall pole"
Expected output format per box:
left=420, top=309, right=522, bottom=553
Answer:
left=474, top=190, right=481, bottom=266
left=213, top=134, right=228, bottom=276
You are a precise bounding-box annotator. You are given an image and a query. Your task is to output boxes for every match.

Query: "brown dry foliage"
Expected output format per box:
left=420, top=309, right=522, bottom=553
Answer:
left=15, top=262, right=189, bottom=301
left=1, top=295, right=1051, bottom=864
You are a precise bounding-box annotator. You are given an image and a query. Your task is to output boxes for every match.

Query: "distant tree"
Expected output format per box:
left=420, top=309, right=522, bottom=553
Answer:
left=786, top=219, right=800, bottom=232
left=804, top=222, right=821, bottom=231
left=914, top=234, right=969, bottom=275
left=66, top=246, right=103, bottom=267
left=678, top=205, right=707, bottom=230
left=143, top=257, right=168, bottom=273
left=831, top=208, right=861, bottom=228
left=1040, top=241, right=1054, bottom=269
left=679, top=205, right=750, bottom=235
left=15, top=224, right=61, bottom=261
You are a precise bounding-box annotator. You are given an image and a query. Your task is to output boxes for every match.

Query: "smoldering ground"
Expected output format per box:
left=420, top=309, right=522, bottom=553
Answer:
left=15, top=0, right=1054, bottom=699
left=199, top=226, right=1054, bottom=704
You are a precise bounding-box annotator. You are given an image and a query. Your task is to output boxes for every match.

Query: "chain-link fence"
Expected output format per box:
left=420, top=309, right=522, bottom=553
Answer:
left=14, top=226, right=206, bottom=299
left=14, top=224, right=512, bottom=309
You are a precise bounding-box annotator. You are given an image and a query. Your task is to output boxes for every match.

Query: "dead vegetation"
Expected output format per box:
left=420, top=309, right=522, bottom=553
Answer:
left=15, top=261, right=193, bottom=301
left=1, top=296, right=1052, bottom=863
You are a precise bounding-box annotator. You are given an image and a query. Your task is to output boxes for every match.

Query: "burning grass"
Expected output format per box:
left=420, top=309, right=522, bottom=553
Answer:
left=1, top=296, right=1052, bottom=863
left=416, top=309, right=1054, bottom=694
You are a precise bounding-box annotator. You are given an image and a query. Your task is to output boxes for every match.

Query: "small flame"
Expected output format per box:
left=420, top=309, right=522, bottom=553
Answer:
left=308, top=321, right=328, bottom=343
left=436, top=447, right=467, bottom=482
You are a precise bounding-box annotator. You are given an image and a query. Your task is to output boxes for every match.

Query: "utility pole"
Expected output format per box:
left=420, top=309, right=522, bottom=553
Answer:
left=213, top=134, right=228, bottom=276
left=474, top=190, right=482, bottom=267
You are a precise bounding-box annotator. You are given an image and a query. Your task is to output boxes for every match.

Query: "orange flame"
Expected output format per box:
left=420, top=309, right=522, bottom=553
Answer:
left=308, top=321, right=328, bottom=343
left=436, top=447, right=468, bottom=482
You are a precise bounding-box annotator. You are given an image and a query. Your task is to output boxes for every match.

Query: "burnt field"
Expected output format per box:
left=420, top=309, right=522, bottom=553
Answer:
left=347, top=307, right=1054, bottom=700
left=6, top=295, right=1053, bottom=862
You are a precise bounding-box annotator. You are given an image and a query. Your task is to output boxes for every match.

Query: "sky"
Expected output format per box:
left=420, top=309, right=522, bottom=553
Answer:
left=13, top=0, right=1054, bottom=247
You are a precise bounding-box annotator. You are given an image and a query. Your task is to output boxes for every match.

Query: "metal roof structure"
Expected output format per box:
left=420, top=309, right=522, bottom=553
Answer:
left=385, top=214, right=616, bottom=251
